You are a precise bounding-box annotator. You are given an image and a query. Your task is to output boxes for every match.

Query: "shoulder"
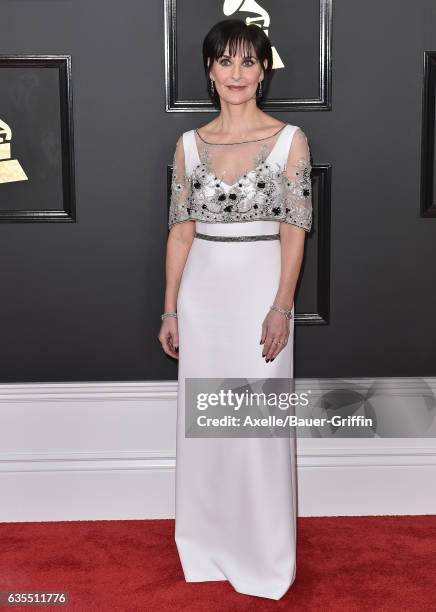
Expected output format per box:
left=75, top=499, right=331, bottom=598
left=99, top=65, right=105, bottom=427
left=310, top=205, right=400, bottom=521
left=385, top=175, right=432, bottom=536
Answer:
left=286, top=124, right=308, bottom=139
left=172, top=130, right=198, bottom=175
left=280, top=125, right=309, bottom=152
left=282, top=125, right=311, bottom=170
left=174, top=129, right=195, bottom=148
left=287, top=125, right=310, bottom=153
left=171, top=131, right=192, bottom=163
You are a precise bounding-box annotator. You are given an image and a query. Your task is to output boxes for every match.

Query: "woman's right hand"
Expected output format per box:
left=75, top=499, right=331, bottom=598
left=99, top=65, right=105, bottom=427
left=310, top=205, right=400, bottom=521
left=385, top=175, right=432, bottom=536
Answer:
left=158, top=316, right=179, bottom=359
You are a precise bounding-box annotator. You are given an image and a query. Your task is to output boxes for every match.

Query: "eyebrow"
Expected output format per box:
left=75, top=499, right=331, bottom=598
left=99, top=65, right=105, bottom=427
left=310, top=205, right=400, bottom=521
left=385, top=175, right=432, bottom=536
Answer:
left=220, top=54, right=256, bottom=60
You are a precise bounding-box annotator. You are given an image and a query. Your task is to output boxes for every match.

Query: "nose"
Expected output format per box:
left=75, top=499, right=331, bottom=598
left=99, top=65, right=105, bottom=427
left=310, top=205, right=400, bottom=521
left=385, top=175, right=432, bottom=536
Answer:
left=230, top=62, right=242, bottom=80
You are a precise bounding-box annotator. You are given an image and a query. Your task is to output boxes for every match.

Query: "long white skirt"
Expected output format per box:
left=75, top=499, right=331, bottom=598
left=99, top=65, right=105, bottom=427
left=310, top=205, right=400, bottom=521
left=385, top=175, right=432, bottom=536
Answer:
left=175, top=220, right=297, bottom=600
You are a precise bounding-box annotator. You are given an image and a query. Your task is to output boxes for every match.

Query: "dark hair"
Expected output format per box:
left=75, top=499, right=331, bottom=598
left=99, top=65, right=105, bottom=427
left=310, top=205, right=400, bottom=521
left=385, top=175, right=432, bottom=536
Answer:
left=202, top=19, right=274, bottom=109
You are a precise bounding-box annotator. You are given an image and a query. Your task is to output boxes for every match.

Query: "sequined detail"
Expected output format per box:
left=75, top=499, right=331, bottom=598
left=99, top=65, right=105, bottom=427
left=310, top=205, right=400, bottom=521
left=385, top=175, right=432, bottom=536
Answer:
left=195, top=232, right=280, bottom=242
left=168, top=125, right=313, bottom=232
left=282, top=157, right=313, bottom=231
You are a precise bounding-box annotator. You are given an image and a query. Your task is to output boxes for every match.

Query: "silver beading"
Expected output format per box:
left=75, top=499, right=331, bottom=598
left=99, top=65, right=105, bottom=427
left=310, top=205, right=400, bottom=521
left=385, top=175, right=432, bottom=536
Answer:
left=195, top=232, right=279, bottom=242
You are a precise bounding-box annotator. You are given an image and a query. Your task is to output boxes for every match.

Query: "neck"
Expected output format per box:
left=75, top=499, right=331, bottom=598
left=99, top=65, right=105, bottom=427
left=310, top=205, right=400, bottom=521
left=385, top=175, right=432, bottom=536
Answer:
left=211, top=102, right=267, bottom=137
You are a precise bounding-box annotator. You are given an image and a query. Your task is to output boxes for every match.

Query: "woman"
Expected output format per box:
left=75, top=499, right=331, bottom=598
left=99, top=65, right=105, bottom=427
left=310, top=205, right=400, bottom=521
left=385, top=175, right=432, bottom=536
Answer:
left=159, top=19, right=313, bottom=600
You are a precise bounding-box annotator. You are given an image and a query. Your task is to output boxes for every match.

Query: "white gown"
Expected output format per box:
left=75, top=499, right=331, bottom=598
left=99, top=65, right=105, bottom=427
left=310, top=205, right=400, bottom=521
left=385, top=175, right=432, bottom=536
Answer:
left=169, top=124, right=312, bottom=600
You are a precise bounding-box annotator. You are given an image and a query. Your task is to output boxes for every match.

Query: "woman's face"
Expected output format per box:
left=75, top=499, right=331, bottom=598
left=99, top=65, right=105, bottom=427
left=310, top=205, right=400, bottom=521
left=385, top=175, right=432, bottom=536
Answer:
left=208, top=43, right=266, bottom=104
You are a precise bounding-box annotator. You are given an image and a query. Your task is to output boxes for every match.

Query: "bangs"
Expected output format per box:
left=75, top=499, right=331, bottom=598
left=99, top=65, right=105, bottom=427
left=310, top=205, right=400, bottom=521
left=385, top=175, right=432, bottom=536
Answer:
left=213, top=32, right=257, bottom=60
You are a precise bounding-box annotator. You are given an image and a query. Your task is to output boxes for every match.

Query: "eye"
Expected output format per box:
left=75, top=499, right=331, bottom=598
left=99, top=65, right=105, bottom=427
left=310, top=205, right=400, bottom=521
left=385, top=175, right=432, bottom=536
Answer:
left=218, top=58, right=256, bottom=67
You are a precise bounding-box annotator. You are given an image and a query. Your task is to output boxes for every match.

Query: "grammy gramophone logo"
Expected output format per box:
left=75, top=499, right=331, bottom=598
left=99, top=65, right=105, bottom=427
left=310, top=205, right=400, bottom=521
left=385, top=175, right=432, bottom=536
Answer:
left=0, top=118, right=28, bottom=184
left=223, top=0, right=284, bottom=69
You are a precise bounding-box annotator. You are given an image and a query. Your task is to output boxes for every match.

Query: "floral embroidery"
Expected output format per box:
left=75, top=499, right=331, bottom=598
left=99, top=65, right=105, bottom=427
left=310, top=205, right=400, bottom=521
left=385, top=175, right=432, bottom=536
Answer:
left=168, top=133, right=313, bottom=232
left=168, top=147, right=192, bottom=227
left=282, top=158, right=313, bottom=231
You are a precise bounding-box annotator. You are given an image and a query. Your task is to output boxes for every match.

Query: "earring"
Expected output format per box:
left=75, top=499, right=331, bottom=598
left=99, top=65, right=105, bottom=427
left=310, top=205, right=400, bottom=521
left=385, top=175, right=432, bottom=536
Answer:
left=210, top=78, right=214, bottom=95
left=258, top=81, right=262, bottom=97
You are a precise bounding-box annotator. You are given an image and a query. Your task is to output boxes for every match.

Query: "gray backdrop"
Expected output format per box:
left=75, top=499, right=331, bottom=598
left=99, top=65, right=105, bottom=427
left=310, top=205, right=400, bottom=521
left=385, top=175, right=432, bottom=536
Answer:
left=0, top=0, right=435, bottom=383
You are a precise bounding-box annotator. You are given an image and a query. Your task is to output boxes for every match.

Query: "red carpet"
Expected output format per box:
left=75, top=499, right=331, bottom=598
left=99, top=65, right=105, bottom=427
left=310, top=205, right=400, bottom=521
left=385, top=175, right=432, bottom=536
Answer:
left=0, top=515, right=435, bottom=611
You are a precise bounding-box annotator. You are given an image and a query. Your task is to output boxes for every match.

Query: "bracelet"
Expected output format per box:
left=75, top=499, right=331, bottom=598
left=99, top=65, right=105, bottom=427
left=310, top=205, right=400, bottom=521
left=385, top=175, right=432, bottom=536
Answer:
left=270, top=305, right=293, bottom=320
left=161, top=311, right=177, bottom=321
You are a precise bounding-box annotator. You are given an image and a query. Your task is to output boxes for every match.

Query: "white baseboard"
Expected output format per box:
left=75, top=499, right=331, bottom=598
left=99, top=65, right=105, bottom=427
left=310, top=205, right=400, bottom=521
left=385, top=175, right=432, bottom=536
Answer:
left=0, top=379, right=435, bottom=522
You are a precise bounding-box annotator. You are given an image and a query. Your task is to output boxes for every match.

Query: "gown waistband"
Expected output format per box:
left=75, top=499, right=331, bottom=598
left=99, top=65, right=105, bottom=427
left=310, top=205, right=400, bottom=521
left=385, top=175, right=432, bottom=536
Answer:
left=195, top=232, right=280, bottom=242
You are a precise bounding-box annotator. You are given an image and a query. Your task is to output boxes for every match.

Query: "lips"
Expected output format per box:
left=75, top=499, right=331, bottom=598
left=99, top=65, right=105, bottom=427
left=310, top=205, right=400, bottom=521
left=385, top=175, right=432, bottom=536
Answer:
left=227, top=85, right=246, bottom=91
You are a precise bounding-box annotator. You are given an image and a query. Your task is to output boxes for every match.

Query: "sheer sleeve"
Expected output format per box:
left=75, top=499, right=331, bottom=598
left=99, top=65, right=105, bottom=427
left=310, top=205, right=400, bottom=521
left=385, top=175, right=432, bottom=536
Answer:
left=168, top=135, right=193, bottom=230
left=282, top=128, right=313, bottom=232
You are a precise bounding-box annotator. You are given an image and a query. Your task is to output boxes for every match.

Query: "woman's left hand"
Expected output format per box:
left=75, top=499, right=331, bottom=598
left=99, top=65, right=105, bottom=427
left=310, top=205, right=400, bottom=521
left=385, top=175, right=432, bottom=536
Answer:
left=260, top=309, right=290, bottom=362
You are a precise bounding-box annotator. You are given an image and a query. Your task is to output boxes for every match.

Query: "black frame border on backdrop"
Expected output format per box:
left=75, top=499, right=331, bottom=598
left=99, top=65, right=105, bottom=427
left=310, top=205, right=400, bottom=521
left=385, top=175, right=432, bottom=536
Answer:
left=421, top=51, right=436, bottom=218
left=164, top=0, right=333, bottom=112
left=0, top=54, right=76, bottom=223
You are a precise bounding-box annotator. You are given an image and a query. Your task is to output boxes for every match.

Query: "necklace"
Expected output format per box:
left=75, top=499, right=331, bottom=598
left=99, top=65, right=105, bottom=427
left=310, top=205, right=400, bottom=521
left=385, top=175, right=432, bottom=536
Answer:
left=195, top=123, right=286, bottom=146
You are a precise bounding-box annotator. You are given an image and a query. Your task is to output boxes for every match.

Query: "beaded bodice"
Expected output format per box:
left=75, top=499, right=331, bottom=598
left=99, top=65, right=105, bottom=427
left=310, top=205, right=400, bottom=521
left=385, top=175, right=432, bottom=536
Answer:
left=168, top=123, right=313, bottom=232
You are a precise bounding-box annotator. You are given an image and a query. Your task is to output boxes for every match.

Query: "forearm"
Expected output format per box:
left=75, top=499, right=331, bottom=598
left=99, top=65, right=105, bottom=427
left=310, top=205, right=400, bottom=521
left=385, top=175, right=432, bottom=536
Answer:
left=164, top=227, right=194, bottom=311
left=273, top=225, right=306, bottom=310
